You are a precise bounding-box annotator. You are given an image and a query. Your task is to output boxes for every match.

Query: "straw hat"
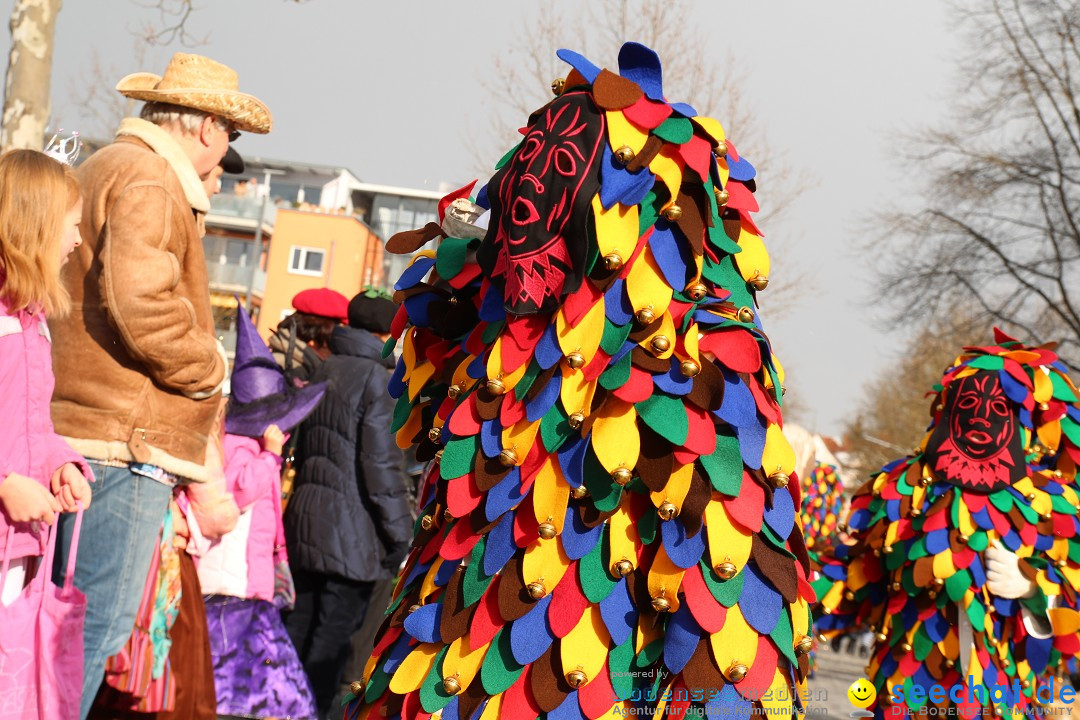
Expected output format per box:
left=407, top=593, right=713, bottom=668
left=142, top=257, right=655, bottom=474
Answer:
left=116, top=53, right=272, bottom=134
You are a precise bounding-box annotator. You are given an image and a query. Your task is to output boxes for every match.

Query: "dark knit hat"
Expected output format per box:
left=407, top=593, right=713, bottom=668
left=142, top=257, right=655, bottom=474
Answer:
left=347, top=291, right=397, bottom=333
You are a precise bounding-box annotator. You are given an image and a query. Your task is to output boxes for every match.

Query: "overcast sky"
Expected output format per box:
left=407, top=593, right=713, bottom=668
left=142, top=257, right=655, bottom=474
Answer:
left=4, top=0, right=965, bottom=437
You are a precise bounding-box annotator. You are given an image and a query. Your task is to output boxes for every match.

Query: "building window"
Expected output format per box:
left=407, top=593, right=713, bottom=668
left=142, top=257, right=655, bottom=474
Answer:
left=289, top=246, right=325, bottom=276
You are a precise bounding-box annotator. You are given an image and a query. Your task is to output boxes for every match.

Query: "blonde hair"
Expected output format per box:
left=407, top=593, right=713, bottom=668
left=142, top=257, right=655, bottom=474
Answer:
left=0, top=149, right=80, bottom=317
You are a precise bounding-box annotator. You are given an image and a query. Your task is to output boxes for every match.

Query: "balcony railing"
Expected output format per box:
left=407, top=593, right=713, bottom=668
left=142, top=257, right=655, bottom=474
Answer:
left=208, top=195, right=277, bottom=227
left=206, top=262, right=266, bottom=294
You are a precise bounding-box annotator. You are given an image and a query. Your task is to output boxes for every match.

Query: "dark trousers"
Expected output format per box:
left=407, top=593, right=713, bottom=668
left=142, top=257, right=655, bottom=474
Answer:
left=284, top=569, right=374, bottom=719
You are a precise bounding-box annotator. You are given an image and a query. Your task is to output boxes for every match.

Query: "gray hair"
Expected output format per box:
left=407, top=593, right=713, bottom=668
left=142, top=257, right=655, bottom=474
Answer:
left=139, top=102, right=227, bottom=135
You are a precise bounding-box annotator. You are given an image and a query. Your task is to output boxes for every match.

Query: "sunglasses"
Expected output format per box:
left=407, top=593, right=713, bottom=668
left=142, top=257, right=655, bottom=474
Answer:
left=228, top=128, right=241, bottom=142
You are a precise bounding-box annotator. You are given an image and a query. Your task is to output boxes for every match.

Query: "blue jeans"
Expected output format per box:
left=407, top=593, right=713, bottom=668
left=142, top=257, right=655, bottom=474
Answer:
left=53, top=462, right=173, bottom=720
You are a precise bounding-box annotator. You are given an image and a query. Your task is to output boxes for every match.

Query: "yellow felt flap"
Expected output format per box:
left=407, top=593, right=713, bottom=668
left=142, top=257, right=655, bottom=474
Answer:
left=650, top=462, right=694, bottom=514
left=560, top=367, right=597, bottom=419
left=451, top=355, right=475, bottom=391
left=487, top=340, right=529, bottom=392
left=884, top=522, right=901, bottom=551
left=396, top=404, right=424, bottom=449
left=682, top=323, right=700, bottom=364
left=1033, top=369, right=1053, bottom=404
left=1049, top=607, right=1080, bottom=635
left=761, top=424, right=795, bottom=477
left=408, top=360, right=436, bottom=402
left=704, top=496, right=753, bottom=572
left=559, top=605, right=612, bottom=686
left=760, top=669, right=794, bottom=719
left=956, top=501, right=977, bottom=536
left=932, top=551, right=957, bottom=581
left=647, top=544, right=686, bottom=612
left=441, top=635, right=489, bottom=691
left=693, top=116, right=726, bottom=146
left=648, top=146, right=684, bottom=210
left=400, top=331, right=417, bottom=383
left=421, top=557, right=445, bottom=600
left=591, top=399, right=640, bottom=475
left=820, top=582, right=844, bottom=612
left=523, top=536, right=571, bottom=597
left=479, top=693, right=502, bottom=720
left=733, top=228, right=770, bottom=283
left=609, top=500, right=641, bottom=570
left=501, top=416, right=541, bottom=466
left=641, top=312, right=676, bottom=361
left=636, top=612, right=662, bottom=655
left=607, top=111, right=649, bottom=157
left=626, top=246, right=674, bottom=317
left=362, top=653, right=380, bottom=682
left=389, top=642, right=440, bottom=693
left=791, top=597, right=810, bottom=639
left=940, top=625, right=959, bottom=660
left=591, top=196, right=638, bottom=260
left=709, top=604, right=759, bottom=670
left=1037, top=420, right=1061, bottom=452
left=557, top=298, right=605, bottom=364
left=847, top=559, right=870, bottom=592
left=533, top=458, right=570, bottom=532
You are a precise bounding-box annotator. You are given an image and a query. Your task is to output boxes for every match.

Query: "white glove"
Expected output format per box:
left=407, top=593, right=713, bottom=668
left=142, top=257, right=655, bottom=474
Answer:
left=985, top=541, right=1038, bottom=599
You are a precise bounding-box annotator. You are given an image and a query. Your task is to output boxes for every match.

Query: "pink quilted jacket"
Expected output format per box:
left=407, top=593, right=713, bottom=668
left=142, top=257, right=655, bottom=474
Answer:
left=0, top=296, right=93, bottom=560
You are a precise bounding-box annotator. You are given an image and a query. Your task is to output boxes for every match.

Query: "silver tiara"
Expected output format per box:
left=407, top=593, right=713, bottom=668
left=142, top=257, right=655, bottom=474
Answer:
left=43, top=130, right=81, bottom=166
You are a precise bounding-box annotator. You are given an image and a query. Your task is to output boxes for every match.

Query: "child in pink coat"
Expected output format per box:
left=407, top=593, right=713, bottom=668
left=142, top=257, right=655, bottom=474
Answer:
left=0, top=149, right=93, bottom=605
left=190, top=300, right=325, bottom=720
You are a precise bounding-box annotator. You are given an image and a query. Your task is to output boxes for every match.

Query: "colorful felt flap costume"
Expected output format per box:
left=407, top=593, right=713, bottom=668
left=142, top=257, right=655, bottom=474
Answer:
left=813, top=329, right=1080, bottom=719
left=345, top=42, right=813, bottom=720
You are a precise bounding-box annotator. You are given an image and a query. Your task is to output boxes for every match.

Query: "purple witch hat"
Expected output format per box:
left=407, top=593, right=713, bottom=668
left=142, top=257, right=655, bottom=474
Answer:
left=226, top=298, right=327, bottom=437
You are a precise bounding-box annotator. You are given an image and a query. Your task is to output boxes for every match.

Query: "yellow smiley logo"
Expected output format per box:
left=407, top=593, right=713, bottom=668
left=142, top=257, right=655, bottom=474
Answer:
left=848, top=678, right=877, bottom=709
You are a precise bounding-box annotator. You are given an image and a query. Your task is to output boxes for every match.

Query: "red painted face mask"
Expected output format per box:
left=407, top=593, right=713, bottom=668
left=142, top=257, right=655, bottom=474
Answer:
left=478, top=91, right=606, bottom=315
left=924, top=371, right=1026, bottom=494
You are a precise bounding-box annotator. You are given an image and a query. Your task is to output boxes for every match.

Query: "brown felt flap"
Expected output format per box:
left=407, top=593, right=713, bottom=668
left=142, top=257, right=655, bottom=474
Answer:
left=625, top=569, right=652, bottom=610
left=721, top=216, right=742, bottom=243
left=912, top=557, right=936, bottom=589
left=681, top=640, right=726, bottom=695
left=687, top=359, right=725, bottom=411
left=751, top=537, right=798, bottom=605
left=924, top=646, right=948, bottom=682
left=475, top=452, right=512, bottom=492
left=1007, top=506, right=1027, bottom=531
left=415, top=438, right=439, bottom=463
left=578, top=501, right=616, bottom=529
left=1018, top=558, right=1040, bottom=583
left=525, top=365, right=560, bottom=404
left=592, top=68, right=643, bottom=110
left=631, top=346, right=672, bottom=373
left=674, top=187, right=706, bottom=258
left=458, top=677, right=488, bottom=720
left=387, top=221, right=445, bottom=254
left=898, top=495, right=913, bottom=519
left=531, top=644, right=572, bottom=713
left=747, top=466, right=774, bottom=507
left=797, top=654, right=809, bottom=683
left=626, top=135, right=664, bottom=173
left=786, top=523, right=812, bottom=579
left=628, top=317, right=664, bottom=343
left=497, top=557, right=536, bottom=622
left=383, top=693, right=404, bottom=719
left=439, top=569, right=472, bottom=644
left=475, top=389, right=503, bottom=421
left=388, top=590, right=418, bottom=628
left=637, top=425, right=675, bottom=493
left=680, top=468, right=710, bottom=538
left=948, top=528, right=968, bottom=554
left=589, top=386, right=610, bottom=415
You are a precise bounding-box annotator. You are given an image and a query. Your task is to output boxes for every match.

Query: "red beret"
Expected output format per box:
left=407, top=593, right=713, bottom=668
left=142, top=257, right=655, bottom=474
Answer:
left=291, top=288, right=349, bottom=321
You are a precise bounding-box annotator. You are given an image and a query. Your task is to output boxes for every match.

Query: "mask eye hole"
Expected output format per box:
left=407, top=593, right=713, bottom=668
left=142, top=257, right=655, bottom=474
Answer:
left=553, top=147, right=577, bottom=177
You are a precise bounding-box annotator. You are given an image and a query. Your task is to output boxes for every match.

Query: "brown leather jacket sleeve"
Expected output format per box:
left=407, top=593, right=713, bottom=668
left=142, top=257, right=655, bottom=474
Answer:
left=99, top=184, right=226, bottom=396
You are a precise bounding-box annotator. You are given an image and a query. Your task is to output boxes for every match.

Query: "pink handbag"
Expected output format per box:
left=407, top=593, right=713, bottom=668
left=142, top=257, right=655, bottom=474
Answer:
left=0, top=507, right=86, bottom=720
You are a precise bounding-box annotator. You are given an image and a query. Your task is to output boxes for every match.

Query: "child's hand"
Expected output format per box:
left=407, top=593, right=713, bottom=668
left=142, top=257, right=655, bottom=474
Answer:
left=51, top=463, right=92, bottom=512
left=262, top=424, right=285, bottom=456
left=0, top=472, right=61, bottom=525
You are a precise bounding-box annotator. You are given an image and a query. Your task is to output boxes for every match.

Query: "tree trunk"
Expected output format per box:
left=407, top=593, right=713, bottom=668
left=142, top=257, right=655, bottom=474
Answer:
left=1, top=0, right=63, bottom=152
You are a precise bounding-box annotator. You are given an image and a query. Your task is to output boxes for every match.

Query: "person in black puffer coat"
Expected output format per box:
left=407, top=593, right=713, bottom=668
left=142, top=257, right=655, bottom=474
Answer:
left=283, top=291, right=412, bottom=720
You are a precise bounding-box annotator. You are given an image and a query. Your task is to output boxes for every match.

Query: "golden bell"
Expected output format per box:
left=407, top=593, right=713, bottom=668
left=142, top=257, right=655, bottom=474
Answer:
left=910, top=507, right=922, bottom=518
left=571, top=485, right=589, bottom=499
left=663, top=205, right=683, bottom=221
left=931, top=577, right=944, bottom=588
left=872, top=548, right=882, bottom=557
left=715, top=561, right=737, bottom=579
left=1040, top=512, right=1053, bottom=521
left=443, top=508, right=454, bottom=521
left=883, top=545, right=894, bottom=554
left=875, top=632, right=888, bottom=644
left=350, top=680, right=365, bottom=696
left=1039, top=402, right=1050, bottom=411
left=843, top=590, right=856, bottom=601
left=498, top=448, right=518, bottom=467
left=1026, top=493, right=1037, bottom=502
left=714, top=188, right=730, bottom=207
left=736, top=306, right=755, bottom=324
left=1054, top=559, right=1067, bottom=568
left=602, top=253, right=623, bottom=271
left=612, top=559, right=634, bottom=577
left=944, top=659, right=955, bottom=670
left=658, top=501, right=678, bottom=521
left=817, top=634, right=828, bottom=643
left=551, top=77, right=565, bottom=95
left=486, top=378, right=506, bottom=395
left=427, top=427, right=442, bottom=443
left=749, top=275, right=769, bottom=292
left=408, top=603, right=422, bottom=613
left=566, top=670, right=588, bottom=689
left=635, top=307, right=656, bottom=325
left=447, top=384, right=463, bottom=399
left=837, top=523, right=848, bottom=533
left=687, top=283, right=708, bottom=301
left=538, top=522, right=557, bottom=540
left=651, top=335, right=671, bottom=353
left=795, top=636, right=814, bottom=656
left=527, top=581, right=547, bottom=600
left=420, top=515, right=434, bottom=531
left=958, top=534, right=969, bottom=544
left=768, top=471, right=790, bottom=489
left=679, top=360, right=700, bottom=377
left=442, top=675, right=462, bottom=695
left=614, top=145, right=635, bottom=164
left=612, top=466, right=633, bottom=485
left=1020, top=679, right=1031, bottom=690
left=917, top=475, right=931, bottom=488
left=565, top=352, right=585, bottom=370
left=715, top=141, right=729, bottom=157
left=890, top=581, right=902, bottom=592
left=434, top=449, right=444, bottom=463
left=568, top=411, right=585, bottom=430
left=898, top=642, right=913, bottom=654
left=651, top=596, right=671, bottom=612
left=727, top=663, right=748, bottom=682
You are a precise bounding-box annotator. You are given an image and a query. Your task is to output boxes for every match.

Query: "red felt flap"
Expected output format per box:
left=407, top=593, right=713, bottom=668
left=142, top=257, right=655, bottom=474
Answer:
left=1053, top=512, right=1076, bottom=538
left=577, top=657, right=616, bottom=720
left=563, top=280, right=603, bottom=328
left=952, top=546, right=975, bottom=570
left=469, top=580, right=503, bottom=651
left=503, top=316, right=547, bottom=374
left=583, top=350, right=612, bottom=382
left=391, top=304, right=409, bottom=339
left=403, top=691, right=424, bottom=720
left=683, top=405, right=717, bottom=456
left=725, top=182, right=759, bottom=213
left=737, top=209, right=764, bottom=238
left=735, top=637, right=777, bottom=701
left=668, top=301, right=692, bottom=328
left=448, top=393, right=483, bottom=436
left=449, top=262, right=483, bottom=290
left=698, top=328, right=761, bottom=374
left=681, top=564, right=727, bottom=633
left=673, top=448, right=700, bottom=466
left=501, top=394, right=528, bottom=428
left=797, top=574, right=816, bottom=603
left=447, top=473, right=483, bottom=517
left=622, top=96, right=673, bottom=130
left=678, top=133, right=714, bottom=183
left=519, top=438, right=548, bottom=488
left=440, top=517, right=482, bottom=561
left=465, top=324, right=488, bottom=357
left=724, top=473, right=764, bottom=533
left=748, top=377, right=780, bottom=425
left=372, top=623, right=403, bottom=658
left=419, top=529, right=445, bottom=564
left=549, top=566, right=589, bottom=638
left=513, top=495, right=540, bottom=546
left=612, top=366, right=654, bottom=403
left=504, top=665, right=542, bottom=719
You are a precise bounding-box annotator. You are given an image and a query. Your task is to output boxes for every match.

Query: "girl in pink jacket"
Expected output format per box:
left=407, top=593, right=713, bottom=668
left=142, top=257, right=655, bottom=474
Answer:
left=0, top=149, right=93, bottom=604
left=191, top=300, right=325, bottom=720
